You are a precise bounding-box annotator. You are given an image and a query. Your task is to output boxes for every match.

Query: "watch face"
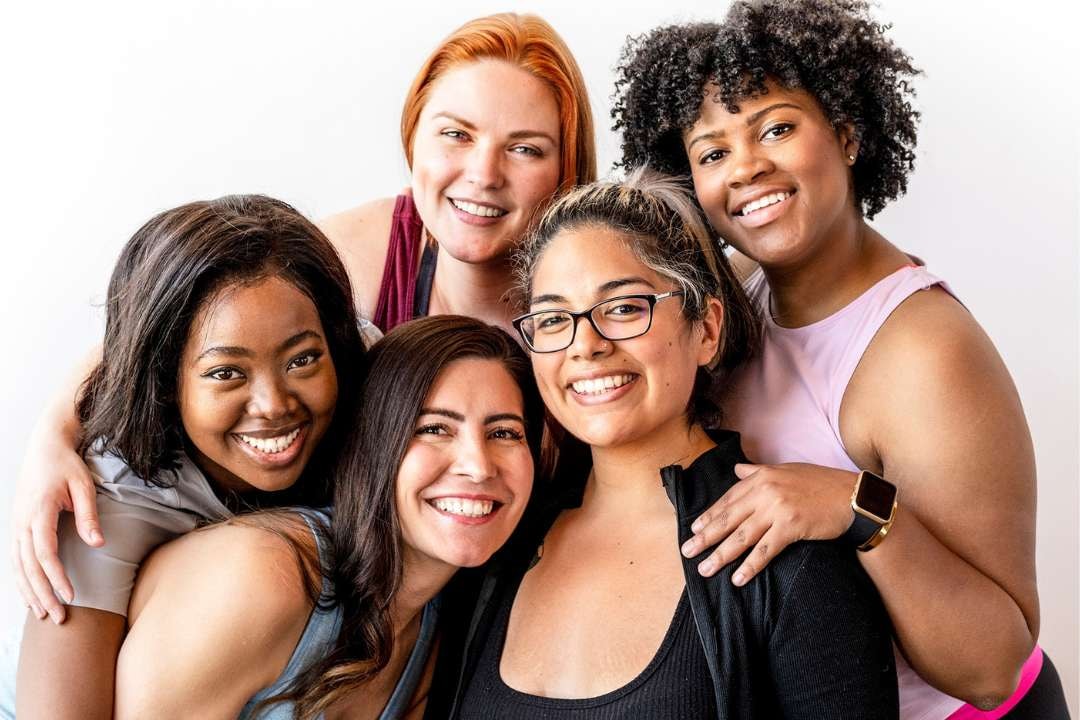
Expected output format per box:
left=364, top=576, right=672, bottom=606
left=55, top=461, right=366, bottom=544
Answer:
left=855, top=472, right=897, bottom=521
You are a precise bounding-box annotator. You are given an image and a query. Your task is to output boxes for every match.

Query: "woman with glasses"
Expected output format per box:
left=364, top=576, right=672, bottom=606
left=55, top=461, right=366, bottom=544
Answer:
left=428, top=170, right=899, bottom=718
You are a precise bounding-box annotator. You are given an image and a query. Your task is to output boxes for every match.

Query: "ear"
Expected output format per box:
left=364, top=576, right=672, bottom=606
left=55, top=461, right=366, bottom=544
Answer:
left=839, top=123, right=860, bottom=166
left=696, top=297, right=724, bottom=368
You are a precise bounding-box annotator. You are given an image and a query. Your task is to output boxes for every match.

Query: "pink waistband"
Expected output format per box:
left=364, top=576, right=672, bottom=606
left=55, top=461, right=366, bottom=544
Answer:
left=946, top=647, right=1044, bottom=719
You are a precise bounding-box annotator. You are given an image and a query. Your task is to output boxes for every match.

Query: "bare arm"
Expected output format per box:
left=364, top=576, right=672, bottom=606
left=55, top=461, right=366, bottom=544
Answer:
left=842, top=288, right=1037, bottom=706
left=115, top=522, right=314, bottom=719
left=15, top=607, right=125, bottom=720
left=685, top=289, right=1037, bottom=707
left=12, top=344, right=103, bottom=623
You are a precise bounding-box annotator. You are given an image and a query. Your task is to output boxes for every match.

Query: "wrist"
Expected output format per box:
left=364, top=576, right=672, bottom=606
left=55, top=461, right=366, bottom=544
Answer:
left=841, top=470, right=898, bottom=551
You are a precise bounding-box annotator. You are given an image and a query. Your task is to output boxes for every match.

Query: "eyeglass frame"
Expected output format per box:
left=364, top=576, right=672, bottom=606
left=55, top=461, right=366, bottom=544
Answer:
left=511, top=290, right=686, bottom=353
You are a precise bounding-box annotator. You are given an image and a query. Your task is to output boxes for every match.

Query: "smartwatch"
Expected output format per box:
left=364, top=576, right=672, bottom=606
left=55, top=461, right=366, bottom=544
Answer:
left=842, top=471, right=898, bottom=552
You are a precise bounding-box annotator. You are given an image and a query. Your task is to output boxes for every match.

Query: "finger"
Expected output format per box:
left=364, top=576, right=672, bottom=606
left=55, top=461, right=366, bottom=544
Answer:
left=69, top=473, right=104, bottom=547
left=20, top=530, right=65, bottom=625
left=11, top=539, right=46, bottom=620
left=733, top=462, right=762, bottom=480
left=690, top=480, right=754, bottom=535
left=696, top=517, right=768, bottom=578
left=683, top=496, right=754, bottom=558
left=731, top=526, right=791, bottom=586
left=31, top=511, right=74, bottom=605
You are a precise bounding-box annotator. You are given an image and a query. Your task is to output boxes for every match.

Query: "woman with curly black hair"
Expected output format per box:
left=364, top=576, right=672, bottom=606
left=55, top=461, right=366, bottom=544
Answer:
left=613, top=1, right=1068, bottom=718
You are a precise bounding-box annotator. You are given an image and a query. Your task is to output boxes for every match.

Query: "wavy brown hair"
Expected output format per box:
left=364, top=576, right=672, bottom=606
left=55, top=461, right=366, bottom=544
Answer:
left=272, top=315, right=544, bottom=719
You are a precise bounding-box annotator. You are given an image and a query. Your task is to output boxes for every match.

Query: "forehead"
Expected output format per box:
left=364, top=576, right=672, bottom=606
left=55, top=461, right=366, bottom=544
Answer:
left=689, top=81, right=826, bottom=132
left=188, top=276, right=321, bottom=348
left=420, top=59, right=560, bottom=134
left=531, top=224, right=668, bottom=303
left=424, top=357, right=524, bottom=415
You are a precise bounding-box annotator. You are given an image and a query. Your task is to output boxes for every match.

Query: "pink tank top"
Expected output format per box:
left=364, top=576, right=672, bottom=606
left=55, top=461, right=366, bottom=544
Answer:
left=726, top=265, right=1040, bottom=720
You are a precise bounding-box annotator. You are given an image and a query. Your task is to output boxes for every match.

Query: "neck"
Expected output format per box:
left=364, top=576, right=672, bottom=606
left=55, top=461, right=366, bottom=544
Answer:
left=763, top=215, right=907, bottom=327
left=392, top=552, right=456, bottom=632
left=428, top=244, right=517, bottom=333
left=586, top=420, right=716, bottom=517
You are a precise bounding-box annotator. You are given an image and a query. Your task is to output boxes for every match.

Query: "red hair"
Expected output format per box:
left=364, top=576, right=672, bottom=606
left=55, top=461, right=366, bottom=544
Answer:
left=400, top=13, right=596, bottom=192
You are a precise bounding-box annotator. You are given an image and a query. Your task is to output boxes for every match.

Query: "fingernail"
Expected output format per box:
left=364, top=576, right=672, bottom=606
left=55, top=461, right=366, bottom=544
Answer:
left=60, top=588, right=74, bottom=604
left=732, top=571, right=746, bottom=586
left=698, top=559, right=716, bottom=576
left=31, top=604, right=45, bottom=620
left=682, top=539, right=699, bottom=557
left=90, top=530, right=104, bottom=545
left=48, top=608, right=62, bottom=625
left=691, top=515, right=707, bottom=533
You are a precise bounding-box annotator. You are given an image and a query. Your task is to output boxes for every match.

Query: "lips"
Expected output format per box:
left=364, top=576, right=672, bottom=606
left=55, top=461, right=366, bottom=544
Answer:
left=426, top=495, right=504, bottom=525
left=733, top=189, right=796, bottom=217
left=449, top=197, right=509, bottom=218
left=230, top=422, right=309, bottom=467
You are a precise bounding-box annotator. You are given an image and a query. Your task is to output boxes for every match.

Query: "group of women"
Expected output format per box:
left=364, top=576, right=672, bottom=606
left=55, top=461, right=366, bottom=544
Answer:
left=5, top=1, right=1070, bottom=718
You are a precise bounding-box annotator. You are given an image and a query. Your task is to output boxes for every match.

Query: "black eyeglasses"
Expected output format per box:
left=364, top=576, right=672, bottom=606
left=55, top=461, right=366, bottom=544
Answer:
left=512, top=291, right=685, bottom=353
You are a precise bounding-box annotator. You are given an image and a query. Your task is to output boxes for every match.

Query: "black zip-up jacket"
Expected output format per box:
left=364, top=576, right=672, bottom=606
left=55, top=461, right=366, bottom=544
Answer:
left=425, top=431, right=898, bottom=719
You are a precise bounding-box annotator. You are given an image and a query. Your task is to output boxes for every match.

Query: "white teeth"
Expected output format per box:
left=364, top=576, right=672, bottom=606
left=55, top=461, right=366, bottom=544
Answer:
left=431, top=498, right=495, bottom=517
left=451, top=199, right=507, bottom=218
left=237, top=427, right=301, bottom=454
left=737, top=191, right=791, bottom=216
left=571, top=374, right=636, bottom=396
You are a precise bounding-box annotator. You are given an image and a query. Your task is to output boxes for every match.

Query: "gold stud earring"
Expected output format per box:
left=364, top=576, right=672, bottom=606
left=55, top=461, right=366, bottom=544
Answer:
left=848, top=154, right=856, bottom=162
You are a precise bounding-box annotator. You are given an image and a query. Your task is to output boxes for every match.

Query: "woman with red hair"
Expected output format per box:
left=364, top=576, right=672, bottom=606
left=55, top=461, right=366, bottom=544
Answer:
left=322, top=12, right=596, bottom=334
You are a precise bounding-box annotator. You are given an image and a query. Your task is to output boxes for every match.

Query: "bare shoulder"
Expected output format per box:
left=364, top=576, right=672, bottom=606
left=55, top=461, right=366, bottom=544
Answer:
left=132, top=519, right=316, bottom=624
left=863, top=286, right=1010, bottom=386
left=319, top=196, right=399, bottom=318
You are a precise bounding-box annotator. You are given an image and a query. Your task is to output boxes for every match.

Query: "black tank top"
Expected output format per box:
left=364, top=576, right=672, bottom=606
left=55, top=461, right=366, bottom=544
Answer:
left=457, top=575, right=717, bottom=720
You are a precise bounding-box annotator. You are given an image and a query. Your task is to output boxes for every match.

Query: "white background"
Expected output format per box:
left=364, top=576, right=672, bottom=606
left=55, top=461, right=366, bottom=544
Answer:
left=0, top=0, right=1076, bottom=712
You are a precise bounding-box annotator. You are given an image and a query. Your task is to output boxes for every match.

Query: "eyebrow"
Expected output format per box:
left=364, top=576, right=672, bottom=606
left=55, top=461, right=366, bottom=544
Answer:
left=419, top=408, right=527, bottom=425
left=432, top=112, right=557, bottom=145
left=686, top=102, right=803, bottom=152
left=530, top=276, right=657, bottom=307
left=195, top=330, right=324, bottom=362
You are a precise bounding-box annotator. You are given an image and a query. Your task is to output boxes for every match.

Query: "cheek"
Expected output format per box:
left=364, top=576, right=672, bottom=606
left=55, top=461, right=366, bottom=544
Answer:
left=178, top=385, right=241, bottom=444
left=530, top=357, right=564, bottom=407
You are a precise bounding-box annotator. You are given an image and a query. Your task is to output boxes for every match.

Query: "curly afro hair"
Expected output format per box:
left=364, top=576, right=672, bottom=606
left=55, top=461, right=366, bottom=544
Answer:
left=612, top=0, right=920, bottom=219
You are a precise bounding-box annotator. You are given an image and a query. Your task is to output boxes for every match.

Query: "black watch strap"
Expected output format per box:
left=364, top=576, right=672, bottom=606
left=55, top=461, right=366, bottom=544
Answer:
left=842, top=511, right=882, bottom=548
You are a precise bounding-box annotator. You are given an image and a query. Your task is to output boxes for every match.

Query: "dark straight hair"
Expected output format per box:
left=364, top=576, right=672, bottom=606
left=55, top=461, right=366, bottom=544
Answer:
left=277, top=315, right=544, bottom=720
left=77, top=194, right=365, bottom=508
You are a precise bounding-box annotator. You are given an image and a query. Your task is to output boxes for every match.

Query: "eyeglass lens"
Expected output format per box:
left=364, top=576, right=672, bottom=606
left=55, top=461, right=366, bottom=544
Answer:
left=521, top=296, right=654, bottom=352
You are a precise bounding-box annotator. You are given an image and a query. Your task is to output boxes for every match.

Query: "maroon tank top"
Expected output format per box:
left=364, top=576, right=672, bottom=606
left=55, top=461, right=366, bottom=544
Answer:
left=372, top=194, right=437, bottom=332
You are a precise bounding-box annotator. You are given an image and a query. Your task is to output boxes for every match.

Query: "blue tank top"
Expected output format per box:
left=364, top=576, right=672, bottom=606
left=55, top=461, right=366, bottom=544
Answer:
left=238, top=507, right=440, bottom=719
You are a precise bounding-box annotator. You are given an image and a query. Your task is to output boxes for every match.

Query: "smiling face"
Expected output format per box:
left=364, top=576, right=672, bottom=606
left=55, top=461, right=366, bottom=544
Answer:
left=177, top=276, right=338, bottom=495
left=409, top=59, right=563, bottom=265
left=684, top=82, right=858, bottom=270
left=527, top=225, right=719, bottom=451
left=396, top=357, right=534, bottom=572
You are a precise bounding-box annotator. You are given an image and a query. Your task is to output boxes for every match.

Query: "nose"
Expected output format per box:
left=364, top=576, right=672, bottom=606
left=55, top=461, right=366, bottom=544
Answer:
left=567, top=313, right=613, bottom=361
left=726, top=144, right=774, bottom=189
left=246, top=374, right=296, bottom=420
left=464, top=141, right=504, bottom=190
left=451, top=429, right=497, bottom=483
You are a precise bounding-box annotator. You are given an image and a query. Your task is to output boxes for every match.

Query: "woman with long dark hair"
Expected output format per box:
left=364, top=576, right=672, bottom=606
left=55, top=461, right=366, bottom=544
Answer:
left=8, top=194, right=365, bottom=718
